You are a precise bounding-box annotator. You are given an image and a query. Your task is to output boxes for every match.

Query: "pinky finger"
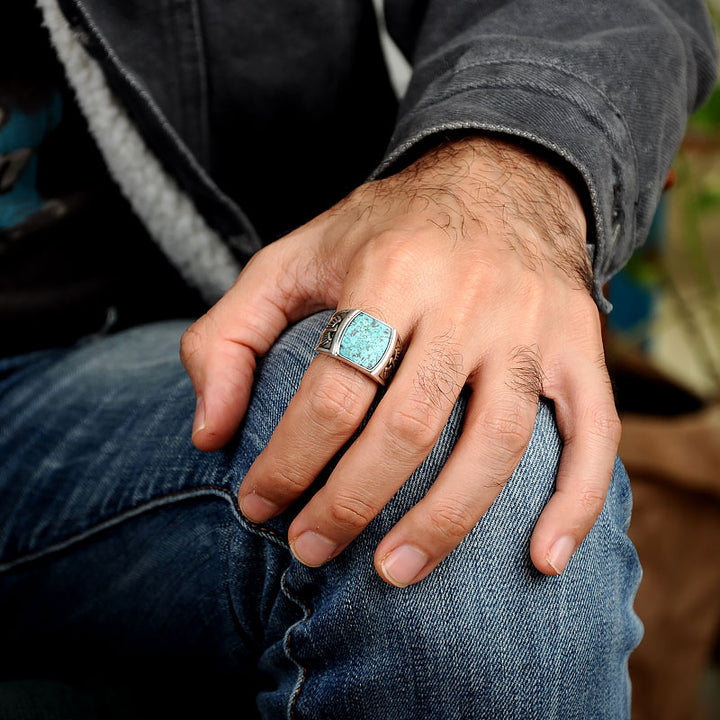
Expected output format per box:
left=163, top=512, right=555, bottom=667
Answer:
left=529, top=365, right=621, bottom=575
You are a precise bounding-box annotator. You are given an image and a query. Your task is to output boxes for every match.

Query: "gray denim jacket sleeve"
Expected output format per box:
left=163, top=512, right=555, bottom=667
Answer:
left=380, top=0, right=718, bottom=310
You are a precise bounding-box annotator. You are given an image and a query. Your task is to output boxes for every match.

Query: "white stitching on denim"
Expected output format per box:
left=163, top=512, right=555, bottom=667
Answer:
left=279, top=570, right=313, bottom=720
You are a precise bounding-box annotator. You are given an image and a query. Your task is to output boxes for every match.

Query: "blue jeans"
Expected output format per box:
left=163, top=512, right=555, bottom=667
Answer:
left=0, top=313, right=642, bottom=719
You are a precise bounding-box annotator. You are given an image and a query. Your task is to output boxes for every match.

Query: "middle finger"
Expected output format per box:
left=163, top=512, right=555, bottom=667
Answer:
left=286, top=326, right=468, bottom=565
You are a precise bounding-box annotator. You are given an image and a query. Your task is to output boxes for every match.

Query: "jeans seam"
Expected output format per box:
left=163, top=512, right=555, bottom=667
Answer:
left=224, top=512, right=263, bottom=660
left=0, top=484, right=288, bottom=572
left=278, top=569, right=313, bottom=720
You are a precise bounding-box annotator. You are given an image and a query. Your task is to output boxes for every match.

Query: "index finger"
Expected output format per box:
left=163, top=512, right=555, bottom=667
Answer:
left=237, top=352, right=378, bottom=525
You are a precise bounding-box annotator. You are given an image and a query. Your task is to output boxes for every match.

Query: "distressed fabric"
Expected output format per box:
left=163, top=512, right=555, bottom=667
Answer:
left=0, top=314, right=642, bottom=718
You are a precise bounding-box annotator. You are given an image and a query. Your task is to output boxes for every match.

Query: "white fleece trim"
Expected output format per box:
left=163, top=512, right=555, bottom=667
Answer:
left=36, top=0, right=240, bottom=304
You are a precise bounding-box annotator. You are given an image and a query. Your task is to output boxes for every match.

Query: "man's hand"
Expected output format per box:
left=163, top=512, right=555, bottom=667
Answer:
left=180, top=136, right=620, bottom=587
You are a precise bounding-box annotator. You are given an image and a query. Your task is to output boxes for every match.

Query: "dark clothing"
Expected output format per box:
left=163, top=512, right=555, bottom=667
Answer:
left=47, top=0, right=717, bottom=293
left=0, top=3, right=204, bottom=355
left=0, top=0, right=717, bottom=353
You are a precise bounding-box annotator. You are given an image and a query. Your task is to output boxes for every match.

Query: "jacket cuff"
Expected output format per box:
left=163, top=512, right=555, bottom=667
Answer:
left=373, top=60, right=648, bottom=313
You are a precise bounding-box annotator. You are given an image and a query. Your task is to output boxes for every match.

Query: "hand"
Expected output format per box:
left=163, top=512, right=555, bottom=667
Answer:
left=180, top=136, right=621, bottom=586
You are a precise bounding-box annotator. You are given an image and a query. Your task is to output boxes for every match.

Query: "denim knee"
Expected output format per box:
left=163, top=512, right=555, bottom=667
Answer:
left=246, top=331, right=642, bottom=720
left=0, top=312, right=642, bottom=718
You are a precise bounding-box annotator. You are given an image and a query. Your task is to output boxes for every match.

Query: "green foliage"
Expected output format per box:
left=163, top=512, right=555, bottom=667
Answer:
left=689, top=84, right=720, bottom=133
left=621, top=250, right=664, bottom=289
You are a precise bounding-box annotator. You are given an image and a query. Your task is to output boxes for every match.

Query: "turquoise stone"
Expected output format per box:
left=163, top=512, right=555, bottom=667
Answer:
left=338, top=312, right=392, bottom=371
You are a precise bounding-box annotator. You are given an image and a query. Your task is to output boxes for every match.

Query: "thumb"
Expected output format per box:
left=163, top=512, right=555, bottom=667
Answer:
left=181, top=235, right=334, bottom=451
left=180, top=317, right=257, bottom=452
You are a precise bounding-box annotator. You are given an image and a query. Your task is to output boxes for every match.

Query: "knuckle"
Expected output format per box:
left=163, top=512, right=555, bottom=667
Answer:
left=586, top=404, right=622, bottom=445
left=414, top=350, right=465, bottom=412
left=179, top=323, right=205, bottom=367
left=482, top=407, right=531, bottom=461
left=576, top=485, right=607, bottom=518
left=306, top=373, right=367, bottom=432
left=428, top=499, right=476, bottom=543
left=385, top=402, right=441, bottom=455
left=507, top=345, right=544, bottom=398
left=370, top=229, right=417, bottom=256
left=327, top=493, right=377, bottom=533
left=362, top=230, right=425, bottom=276
left=266, top=459, right=311, bottom=496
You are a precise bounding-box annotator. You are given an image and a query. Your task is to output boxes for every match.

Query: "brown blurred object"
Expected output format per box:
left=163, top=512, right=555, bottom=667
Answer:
left=611, top=353, right=720, bottom=719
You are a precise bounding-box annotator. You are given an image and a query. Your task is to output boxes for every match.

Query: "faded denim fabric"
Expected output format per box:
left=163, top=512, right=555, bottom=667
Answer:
left=49, top=0, right=717, bottom=309
left=0, top=313, right=642, bottom=718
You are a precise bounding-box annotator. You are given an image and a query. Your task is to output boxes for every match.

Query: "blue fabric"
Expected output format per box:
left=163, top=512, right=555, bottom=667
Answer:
left=0, top=313, right=642, bottom=718
left=0, top=94, right=62, bottom=229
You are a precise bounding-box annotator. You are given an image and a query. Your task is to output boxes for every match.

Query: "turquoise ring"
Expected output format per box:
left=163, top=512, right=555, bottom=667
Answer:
left=315, top=309, right=403, bottom=385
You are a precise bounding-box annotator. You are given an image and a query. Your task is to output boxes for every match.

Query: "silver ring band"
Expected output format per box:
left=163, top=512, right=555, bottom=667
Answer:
left=315, top=309, right=403, bottom=385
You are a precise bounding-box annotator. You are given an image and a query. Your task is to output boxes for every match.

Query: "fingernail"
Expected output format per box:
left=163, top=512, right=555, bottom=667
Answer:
left=380, top=545, right=429, bottom=587
left=547, top=535, right=576, bottom=575
left=239, top=492, right=280, bottom=523
left=290, top=531, right=339, bottom=567
left=192, top=396, right=206, bottom=438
